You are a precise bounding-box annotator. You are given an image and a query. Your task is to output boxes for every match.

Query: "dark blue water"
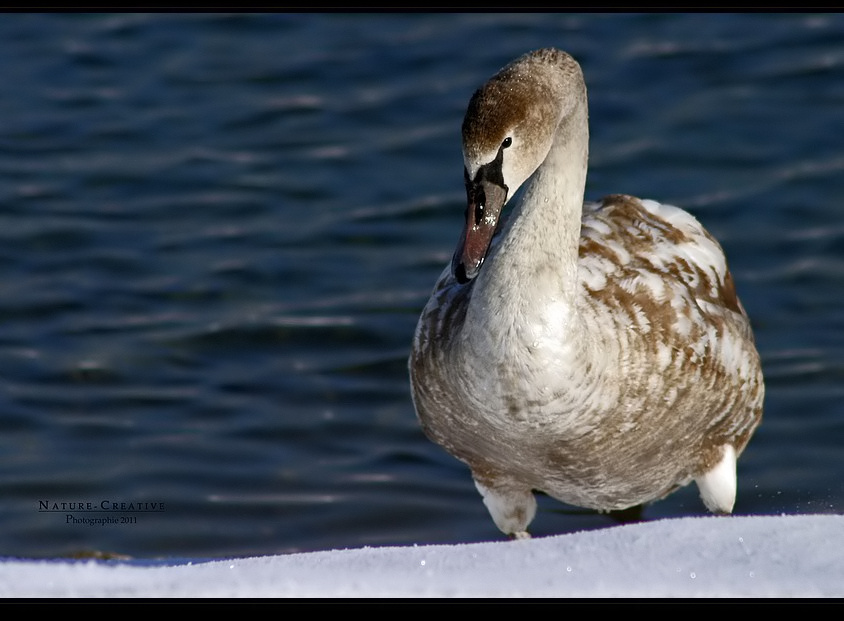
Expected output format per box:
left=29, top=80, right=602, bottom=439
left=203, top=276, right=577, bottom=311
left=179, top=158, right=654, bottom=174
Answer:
left=1, top=13, right=842, bottom=560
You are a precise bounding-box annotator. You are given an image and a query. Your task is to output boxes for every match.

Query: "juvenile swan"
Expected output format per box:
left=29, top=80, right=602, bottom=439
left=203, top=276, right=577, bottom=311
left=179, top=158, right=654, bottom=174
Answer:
left=409, top=48, right=764, bottom=538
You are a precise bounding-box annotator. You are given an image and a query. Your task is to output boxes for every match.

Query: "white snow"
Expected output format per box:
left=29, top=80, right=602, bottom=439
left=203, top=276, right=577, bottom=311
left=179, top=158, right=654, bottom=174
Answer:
left=1, top=514, right=841, bottom=598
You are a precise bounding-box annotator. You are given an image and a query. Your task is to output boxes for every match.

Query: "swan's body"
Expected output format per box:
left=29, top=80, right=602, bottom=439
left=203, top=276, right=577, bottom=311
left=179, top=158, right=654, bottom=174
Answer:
left=409, top=48, right=764, bottom=538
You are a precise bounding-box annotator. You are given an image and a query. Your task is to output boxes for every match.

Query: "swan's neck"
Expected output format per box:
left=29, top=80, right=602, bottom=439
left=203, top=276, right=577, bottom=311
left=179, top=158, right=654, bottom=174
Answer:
left=467, top=96, right=589, bottom=356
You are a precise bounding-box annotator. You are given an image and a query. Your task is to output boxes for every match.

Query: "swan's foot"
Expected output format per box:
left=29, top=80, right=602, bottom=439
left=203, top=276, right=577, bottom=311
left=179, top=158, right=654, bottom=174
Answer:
left=607, top=504, right=644, bottom=523
left=695, top=444, right=737, bottom=514
left=473, top=477, right=537, bottom=538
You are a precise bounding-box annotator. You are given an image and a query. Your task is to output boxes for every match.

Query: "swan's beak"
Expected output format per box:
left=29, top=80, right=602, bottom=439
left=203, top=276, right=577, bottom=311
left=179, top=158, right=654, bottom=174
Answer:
left=452, top=171, right=508, bottom=284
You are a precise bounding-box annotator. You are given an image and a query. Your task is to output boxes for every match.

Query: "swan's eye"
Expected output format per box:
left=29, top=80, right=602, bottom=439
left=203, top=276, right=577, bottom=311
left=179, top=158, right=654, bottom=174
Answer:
left=502, top=137, right=512, bottom=149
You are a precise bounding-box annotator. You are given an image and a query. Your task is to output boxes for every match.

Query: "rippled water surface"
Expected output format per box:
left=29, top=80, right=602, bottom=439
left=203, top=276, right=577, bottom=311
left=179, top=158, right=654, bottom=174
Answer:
left=1, top=13, right=842, bottom=560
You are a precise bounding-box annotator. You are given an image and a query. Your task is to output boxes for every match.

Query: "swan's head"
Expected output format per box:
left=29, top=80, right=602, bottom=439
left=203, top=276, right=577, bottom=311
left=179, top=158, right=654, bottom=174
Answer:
left=452, top=48, right=585, bottom=283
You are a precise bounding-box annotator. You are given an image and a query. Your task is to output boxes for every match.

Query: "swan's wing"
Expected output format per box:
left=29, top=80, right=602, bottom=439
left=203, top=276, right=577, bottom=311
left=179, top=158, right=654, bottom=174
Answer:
left=577, top=194, right=763, bottom=456
left=579, top=193, right=751, bottom=336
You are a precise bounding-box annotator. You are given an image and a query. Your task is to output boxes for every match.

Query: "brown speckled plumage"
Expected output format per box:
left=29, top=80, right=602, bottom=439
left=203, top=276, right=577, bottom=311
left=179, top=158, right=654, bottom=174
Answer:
left=409, top=49, right=763, bottom=538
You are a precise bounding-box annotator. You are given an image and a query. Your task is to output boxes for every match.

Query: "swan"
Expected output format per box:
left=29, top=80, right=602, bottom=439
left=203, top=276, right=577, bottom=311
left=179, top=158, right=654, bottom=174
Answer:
left=409, top=48, right=764, bottom=539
